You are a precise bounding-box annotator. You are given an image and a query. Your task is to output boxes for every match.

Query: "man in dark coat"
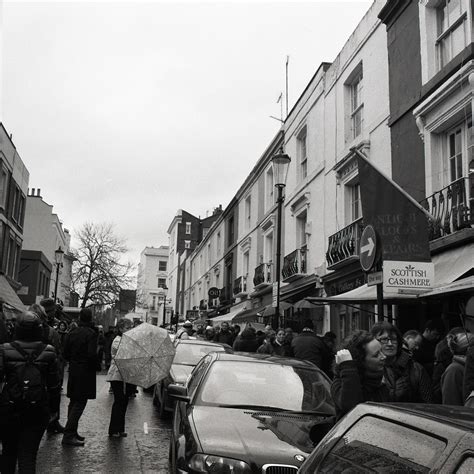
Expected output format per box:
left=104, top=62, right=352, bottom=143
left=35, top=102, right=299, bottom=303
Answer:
left=214, top=322, right=235, bottom=346
left=291, top=320, right=328, bottom=375
left=62, top=308, right=97, bottom=446
left=413, top=319, right=443, bottom=377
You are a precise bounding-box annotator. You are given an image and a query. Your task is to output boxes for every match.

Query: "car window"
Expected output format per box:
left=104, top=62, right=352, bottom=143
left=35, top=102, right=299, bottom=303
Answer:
left=318, top=416, right=446, bottom=473
left=174, top=343, right=225, bottom=366
left=187, top=355, right=212, bottom=397
left=456, top=456, right=474, bottom=473
left=197, top=360, right=334, bottom=414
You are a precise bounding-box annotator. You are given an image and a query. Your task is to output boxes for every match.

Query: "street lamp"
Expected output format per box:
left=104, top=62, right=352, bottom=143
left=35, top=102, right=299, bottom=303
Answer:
left=53, top=246, right=64, bottom=303
left=161, top=285, right=169, bottom=327
left=272, top=150, right=291, bottom=329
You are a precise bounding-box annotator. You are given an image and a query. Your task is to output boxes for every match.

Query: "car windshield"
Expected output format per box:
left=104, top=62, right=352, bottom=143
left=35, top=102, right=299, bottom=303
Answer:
left=173, top=343, right=225, bottom=366
left=198, top=361, right=335, bottom=414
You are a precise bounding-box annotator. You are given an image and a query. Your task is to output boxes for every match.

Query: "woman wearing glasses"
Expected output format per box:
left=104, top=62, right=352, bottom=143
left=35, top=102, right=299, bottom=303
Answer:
left=331, top=330, right=389, bottom=419
left=371, top=321, right=433, bottom=403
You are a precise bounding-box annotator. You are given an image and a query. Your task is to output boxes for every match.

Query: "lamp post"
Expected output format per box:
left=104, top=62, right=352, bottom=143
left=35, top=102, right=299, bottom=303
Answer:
left=161, top=285, right=169, bottom=327
left=272, top=151, right=291, bottom=329
left=53, top=246, right=64, bottom=303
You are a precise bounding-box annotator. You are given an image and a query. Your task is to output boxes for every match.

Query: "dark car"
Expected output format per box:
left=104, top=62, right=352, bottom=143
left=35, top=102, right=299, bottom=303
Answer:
left=153, top=339, right=232, bottom=417
left=168, top=352, right=336, bottom=473
left=298, top=402, right=474, bottom=473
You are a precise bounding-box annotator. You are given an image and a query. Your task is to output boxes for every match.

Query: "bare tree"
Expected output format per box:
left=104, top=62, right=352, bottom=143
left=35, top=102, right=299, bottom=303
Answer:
left=72, top=222, right=134, bottom=309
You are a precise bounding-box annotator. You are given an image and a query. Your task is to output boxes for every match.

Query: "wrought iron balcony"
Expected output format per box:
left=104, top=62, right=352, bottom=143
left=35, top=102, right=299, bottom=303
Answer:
left=233, top=275, right=247, bottom=296
left=420, top=177, right=473, bottom=241
left=253, top=262, right=273, bottom=287
left=282, top=247, right=307, bottom=280
left=326, top=218, right=364, bottom=269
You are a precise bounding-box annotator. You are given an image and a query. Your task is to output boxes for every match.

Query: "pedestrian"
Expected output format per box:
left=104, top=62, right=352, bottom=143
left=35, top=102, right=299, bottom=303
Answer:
left=291, top=320, right=329, bottom=376
left=321, top=331, right=337, bottom=379
left=61, top=307, right=97, bottom=446
left=106, top=318, right=136, bottom=438
left=176, top=320, right=194, bottom=340
left=233, top=325, right=259, bottom=352
left=331, top=330, right=388, bottom=419
left=403, top=329, right=422, bottom=354
left=96, top=325, right=105, bottom=371
left=56, top=320, right=69, bottom=348
left=104, top=326, right=118, bottom=370
left=464, top=343, right=474, bottom=407
left=413, top=319, right=443, bottom=377
left=432, top=327, right=466, bottom=403
left=214, top=322, right=235, bottom=346
left=257, top=328, right=292, bottom=356
left=284, top=327, right=294, bottom=345
left=441, top=331, right=474, bottom=406
left=204, top=325, right=215, bottom=341
left=0, top=311, right=59, bottom=473
left=371, top=322, right=433, bottom=403
left=257, top=330, right=276, bottom=354
left=232, top=324, right=241, bottom=339
left=31, top=301, right=65, bottom=435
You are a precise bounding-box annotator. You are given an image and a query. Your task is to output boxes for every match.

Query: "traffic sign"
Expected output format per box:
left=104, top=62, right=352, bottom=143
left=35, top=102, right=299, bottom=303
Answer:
left=208, top=287, right=220, bottom=298
left=359, top=225, right=378, bottom=272
left=367, top=271, right=383, bottom=287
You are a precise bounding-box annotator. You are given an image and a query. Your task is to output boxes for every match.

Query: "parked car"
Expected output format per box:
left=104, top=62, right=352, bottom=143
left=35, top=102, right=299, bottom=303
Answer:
left=153, top=339, right=232, bottom=417
left=168, top=352, right=336, bottom=473
left=298, top=402, right=474, bottom=473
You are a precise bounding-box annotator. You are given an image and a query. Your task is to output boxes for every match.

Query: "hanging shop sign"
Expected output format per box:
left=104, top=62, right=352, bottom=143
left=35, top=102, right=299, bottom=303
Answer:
left=383, top=260, right=434, bottom=293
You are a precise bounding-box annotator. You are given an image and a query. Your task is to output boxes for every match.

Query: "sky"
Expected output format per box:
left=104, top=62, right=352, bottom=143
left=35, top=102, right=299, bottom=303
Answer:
left=1, top=0, right=372, bottom=267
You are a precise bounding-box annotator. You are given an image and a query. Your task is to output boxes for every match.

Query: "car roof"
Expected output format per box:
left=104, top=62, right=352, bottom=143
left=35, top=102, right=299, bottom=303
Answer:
left=212, top=351, right=323, bottom=370
left=365, top=402, right=474, bottom=431
left=175, top=339, right=232, bottom=349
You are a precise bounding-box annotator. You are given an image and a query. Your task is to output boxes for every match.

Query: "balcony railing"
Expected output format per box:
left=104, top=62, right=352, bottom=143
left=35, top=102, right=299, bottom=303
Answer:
left=282, top=247, right=307, bottom=280
left=420, top=177, right=473, bottom=241
left=233, top=275, right=247, bottom=296
left=326, top=218, right=364, bottom=269
left=253, top=263, right=273, bottom=287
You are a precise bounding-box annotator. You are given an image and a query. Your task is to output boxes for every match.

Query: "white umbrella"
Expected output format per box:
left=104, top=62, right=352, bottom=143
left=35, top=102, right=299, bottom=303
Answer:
left=114, top=323, right=175, bottom=389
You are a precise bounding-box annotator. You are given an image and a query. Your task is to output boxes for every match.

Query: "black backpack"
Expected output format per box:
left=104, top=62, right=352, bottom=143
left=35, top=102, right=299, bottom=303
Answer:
left=7, top=342, right=47, bottom=406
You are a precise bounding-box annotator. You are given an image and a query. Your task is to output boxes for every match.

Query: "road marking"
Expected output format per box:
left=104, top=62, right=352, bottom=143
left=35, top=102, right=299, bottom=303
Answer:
left=144, top=422, right=149, bottom=434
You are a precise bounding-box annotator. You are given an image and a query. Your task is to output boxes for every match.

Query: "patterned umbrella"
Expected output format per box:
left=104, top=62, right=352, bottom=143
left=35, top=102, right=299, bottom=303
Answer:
left=114, top=322, right=175, bottom=389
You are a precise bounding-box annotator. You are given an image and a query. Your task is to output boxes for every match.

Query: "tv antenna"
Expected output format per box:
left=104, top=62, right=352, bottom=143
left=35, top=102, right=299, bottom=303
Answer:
left=269, top=55, right=290, bottom=124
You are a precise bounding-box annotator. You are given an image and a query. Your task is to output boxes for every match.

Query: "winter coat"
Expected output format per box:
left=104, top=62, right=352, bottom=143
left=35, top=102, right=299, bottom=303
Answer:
left=214, top=330, right=235, bottom=346
left=106, top=336, right=124, bottom=382
left=0, top=340, right=59, bottom=411
left=291, top=331, right=327, bottom=372
left=413, top=336, right=437, bottom=377
left=233, top=329, right=259, bottom=352
left=63, top=322, right=97, bottom=400
left=432, top=338, right=453, bottom=403
left=257, top=340, right=292, bottom=357
left=463, top=345, right=474, bottom=402
left=441, top=355, right=466, bottom=406
left=331, top=360, right=390, bottom=419
left=384, top=350, right=433, bottom=403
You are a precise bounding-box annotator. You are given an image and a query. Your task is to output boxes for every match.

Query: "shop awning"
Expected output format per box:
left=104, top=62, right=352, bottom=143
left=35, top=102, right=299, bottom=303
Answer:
left=419, top=276, right=474, bottom=298
left=211, top=306, right=247, bottom=323
left=0, top=275, right=26, bottom=311
left=432, top=243, right=474, bottom=286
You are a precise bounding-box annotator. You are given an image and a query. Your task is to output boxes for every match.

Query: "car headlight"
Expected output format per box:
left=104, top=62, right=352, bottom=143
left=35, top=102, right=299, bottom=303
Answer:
left=188, top=454, right=251, bottom=473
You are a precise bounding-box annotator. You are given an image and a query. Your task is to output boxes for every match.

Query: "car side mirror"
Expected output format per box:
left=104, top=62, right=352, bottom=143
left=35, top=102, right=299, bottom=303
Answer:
left=167, top=384, right=191, bottom=403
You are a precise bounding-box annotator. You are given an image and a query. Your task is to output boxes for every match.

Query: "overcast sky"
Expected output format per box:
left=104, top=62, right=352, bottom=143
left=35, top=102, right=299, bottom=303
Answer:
left=1, top=0, right=372, bottom=267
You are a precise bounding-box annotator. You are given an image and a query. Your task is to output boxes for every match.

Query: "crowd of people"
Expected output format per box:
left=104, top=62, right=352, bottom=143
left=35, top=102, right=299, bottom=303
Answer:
left=1, top=303, right=473, bottom=473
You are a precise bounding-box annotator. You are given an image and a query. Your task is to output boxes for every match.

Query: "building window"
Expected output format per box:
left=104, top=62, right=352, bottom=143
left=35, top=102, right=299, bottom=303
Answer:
left=0, top=164, right=8, bottom=210
left=243, top=251, right=249, bottom=277
left=264, top=231, right=274, bottom=264
left=152, top=296, right=157, bottom=310
left=296, top=211, right=307, bottom=250
left=207, top=243, right=211, bottom=267
left=297, top=127, right=308, bottom=180
left=158, top=278, right=167, bottom=288
left=446, top=120, right=472, bottom=184
left=158, top=261, right=167, bottom=272
left=216, top=232, right=221, bottom=255
left=436, top=0, right=468, bottom=69
left=265, top=167, right=274, bottom=210
left=185, top=222, right=191, bottom=234
left=245, top=195, right=251, bottom=230
left=184, top=240, right=191, bottom=249
left=350, top=71, right=363, bottom=140
left=227, top=216, right=234, bottom=246
left=350, top=183, right=361, bottom=222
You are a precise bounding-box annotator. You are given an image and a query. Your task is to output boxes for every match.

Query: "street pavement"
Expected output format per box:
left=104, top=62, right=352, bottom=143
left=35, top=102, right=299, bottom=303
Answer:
left=36, top=371, right=172, bottom=473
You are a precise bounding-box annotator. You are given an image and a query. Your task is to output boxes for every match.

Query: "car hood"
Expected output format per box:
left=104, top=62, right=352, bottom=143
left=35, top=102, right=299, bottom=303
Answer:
left=191, top=406, right=334, bottom=467
left=170, top=364, right=193, bottom=384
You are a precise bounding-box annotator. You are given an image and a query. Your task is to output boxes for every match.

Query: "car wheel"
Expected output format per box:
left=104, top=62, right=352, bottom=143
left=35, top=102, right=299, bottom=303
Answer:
left=159, top=389, right=169, bottom=419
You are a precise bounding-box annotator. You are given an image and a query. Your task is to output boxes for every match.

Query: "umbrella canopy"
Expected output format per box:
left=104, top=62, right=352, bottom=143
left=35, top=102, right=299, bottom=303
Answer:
left=261, top=301, right=293, bottom=316
left=114, top=322, right=175, bottom=389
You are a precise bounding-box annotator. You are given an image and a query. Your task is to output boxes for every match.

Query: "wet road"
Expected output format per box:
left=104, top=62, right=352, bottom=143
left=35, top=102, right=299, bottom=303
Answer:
left=37, top=372, right=172, bottom=473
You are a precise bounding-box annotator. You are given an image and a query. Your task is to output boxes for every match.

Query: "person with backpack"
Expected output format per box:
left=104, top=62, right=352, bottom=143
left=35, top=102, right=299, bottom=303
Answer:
left=61, top=307, right=97, bottom=446
left=0, top=311, right=59, bottom=473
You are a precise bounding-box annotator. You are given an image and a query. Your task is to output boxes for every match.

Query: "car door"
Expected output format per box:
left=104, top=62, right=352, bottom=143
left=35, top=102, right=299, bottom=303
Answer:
left=171, top=355, right=213, bottom=471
